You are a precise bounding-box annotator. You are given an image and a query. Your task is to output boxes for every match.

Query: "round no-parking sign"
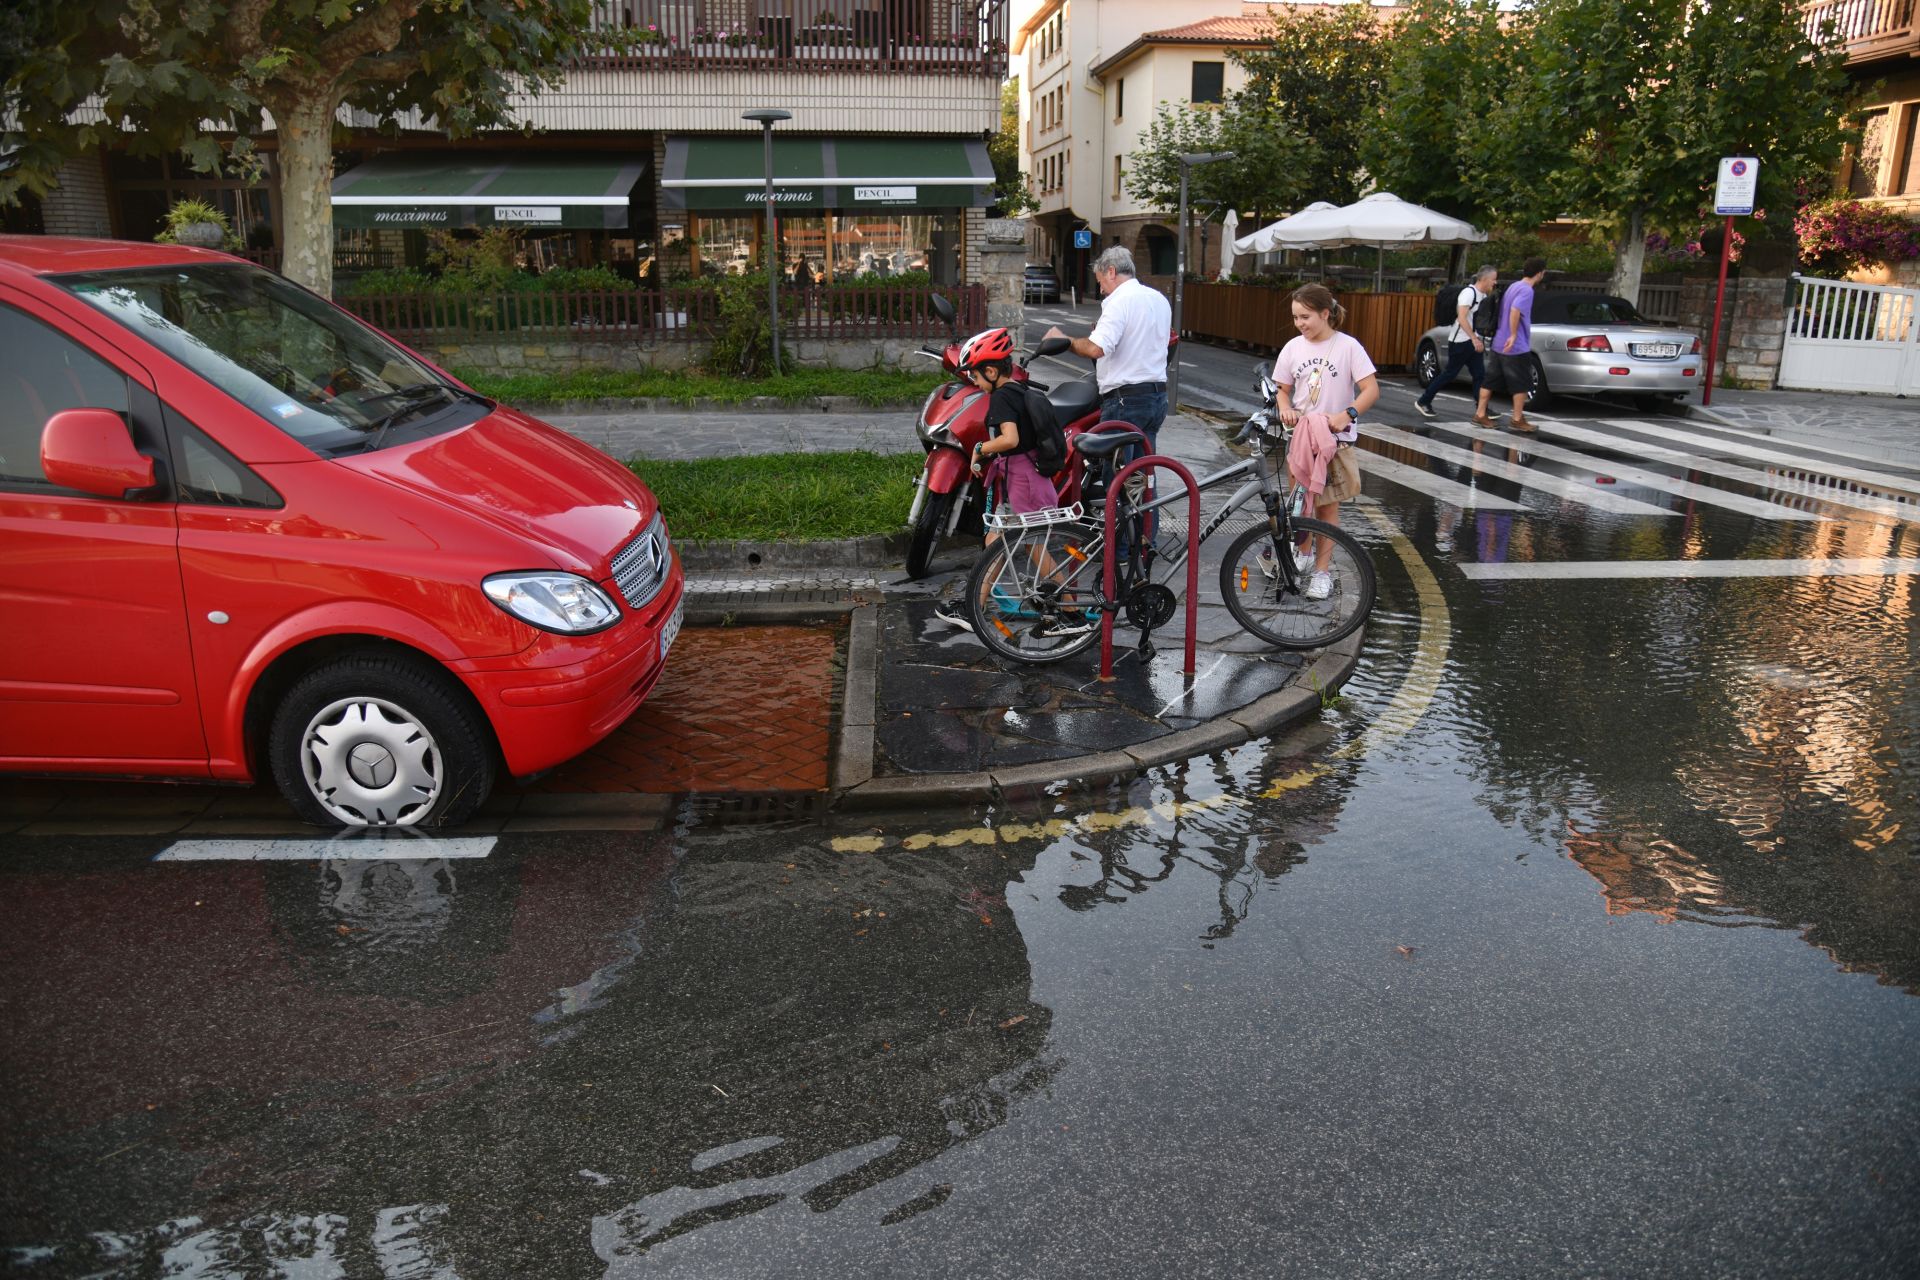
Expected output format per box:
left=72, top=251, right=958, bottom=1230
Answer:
left=1715, top=157, right=1759, bottom=216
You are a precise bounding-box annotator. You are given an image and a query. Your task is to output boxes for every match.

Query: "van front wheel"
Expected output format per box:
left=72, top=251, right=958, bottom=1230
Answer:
left=269, top=654, right=496, bottom=828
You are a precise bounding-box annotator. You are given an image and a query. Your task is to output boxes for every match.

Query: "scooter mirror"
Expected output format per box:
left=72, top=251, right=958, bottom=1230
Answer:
left=1032, top=335, right=1072, bottom=358
left=929, top=293, right=956, bottom=337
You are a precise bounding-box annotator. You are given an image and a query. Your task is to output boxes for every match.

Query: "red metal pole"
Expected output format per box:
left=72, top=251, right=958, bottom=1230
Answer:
left=1702, top=214, right=1734, bottom=407
left=1100, top=453, right=1203, bottom=679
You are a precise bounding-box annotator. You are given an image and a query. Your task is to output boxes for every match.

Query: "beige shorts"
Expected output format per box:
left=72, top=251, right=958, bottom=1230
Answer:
left=1292, top=444, right=1362, bottom=508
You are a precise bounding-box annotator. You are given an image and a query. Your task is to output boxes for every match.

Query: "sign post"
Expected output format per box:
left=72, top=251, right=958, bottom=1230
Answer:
left=1704, top=157, right=1759, bottom=406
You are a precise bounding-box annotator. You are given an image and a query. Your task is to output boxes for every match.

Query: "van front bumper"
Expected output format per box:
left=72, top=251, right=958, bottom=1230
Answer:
left=453, top=556, right=685, bottom=777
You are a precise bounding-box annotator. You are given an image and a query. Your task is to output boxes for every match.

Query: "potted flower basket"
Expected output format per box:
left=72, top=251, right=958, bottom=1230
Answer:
left=157, top=198, right=234, bottom=250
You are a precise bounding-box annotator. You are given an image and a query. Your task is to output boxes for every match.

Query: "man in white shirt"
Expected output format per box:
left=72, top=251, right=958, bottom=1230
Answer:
left=1415, top=264, right=1496, bottom=419
left=1043, top=245, right=1172, bottom=447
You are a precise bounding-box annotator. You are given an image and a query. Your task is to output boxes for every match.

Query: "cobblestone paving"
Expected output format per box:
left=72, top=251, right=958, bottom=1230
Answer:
left=526, top=624, right=839, bottom=794
left=538, top=408, right=920, bottom=460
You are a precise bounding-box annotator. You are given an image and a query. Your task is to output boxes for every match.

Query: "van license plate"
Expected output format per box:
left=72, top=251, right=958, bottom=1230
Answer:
left=660, top=600, right=684, bottom=657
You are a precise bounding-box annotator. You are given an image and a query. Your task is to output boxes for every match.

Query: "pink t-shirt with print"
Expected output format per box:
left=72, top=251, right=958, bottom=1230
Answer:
left=1274, top=331, right=1377, bottom=423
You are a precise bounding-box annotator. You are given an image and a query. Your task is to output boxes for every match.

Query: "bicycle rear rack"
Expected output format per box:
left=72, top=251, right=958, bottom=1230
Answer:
left=1101, top=451, right=1201, bottom=679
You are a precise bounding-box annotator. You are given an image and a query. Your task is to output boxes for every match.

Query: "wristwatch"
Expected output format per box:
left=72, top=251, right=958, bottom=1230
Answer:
left=1345, top=407, right=1360, bottom=423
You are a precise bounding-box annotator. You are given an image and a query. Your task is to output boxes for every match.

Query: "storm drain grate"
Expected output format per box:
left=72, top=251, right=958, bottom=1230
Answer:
left=683, top=791, right=828, bottom=827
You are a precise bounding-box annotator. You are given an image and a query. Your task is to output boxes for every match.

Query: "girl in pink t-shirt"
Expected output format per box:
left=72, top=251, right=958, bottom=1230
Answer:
left=1272, top=284, right=1379, bottom=600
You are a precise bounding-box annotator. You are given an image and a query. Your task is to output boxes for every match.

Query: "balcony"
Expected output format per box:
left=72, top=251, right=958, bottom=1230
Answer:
left=581, top=0, right=1008, bottom=76
left=1803, top=0, right=1919, bottom=63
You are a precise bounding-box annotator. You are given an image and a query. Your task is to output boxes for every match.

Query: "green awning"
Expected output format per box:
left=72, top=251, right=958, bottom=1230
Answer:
left=331, top=152, right=649, bottom=230
left=660, top=136, right=991, bottom=211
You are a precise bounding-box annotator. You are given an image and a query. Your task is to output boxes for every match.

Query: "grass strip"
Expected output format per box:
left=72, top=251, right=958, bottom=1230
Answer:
left=631, top=450, right=921, bottom=542
left=460, top=365, right=944, bottom=407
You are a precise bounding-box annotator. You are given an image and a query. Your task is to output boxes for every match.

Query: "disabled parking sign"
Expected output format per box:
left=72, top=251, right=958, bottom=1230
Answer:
left=1714, top=157, right=1758, bottom=216
left=1073, top=229, right=1093, bottom=249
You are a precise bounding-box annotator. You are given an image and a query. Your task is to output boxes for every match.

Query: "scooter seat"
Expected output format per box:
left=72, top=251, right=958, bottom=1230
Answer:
left=1047, top=377, right=1101, bottom=423
left=1073, top=428, right=1146, bottom=459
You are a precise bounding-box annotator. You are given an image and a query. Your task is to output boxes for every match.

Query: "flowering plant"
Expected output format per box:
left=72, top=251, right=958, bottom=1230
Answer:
left=1795, top=198, right=1920, bottom=277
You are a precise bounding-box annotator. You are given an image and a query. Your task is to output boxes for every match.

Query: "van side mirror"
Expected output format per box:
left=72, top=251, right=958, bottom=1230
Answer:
left=41, top=409, right=156, bottom=499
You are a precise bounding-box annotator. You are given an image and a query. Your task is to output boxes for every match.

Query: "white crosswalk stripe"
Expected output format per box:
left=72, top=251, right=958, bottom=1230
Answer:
left=1431, top=422, right=1828, bottom=522
left=1586, top=417, right=1920, bottom=503
left=1458, top=557, right=1920, bottom=581
left=1360, top=424, right=1678, bottom=517
left=1354, top=452, right=1528, bottom=511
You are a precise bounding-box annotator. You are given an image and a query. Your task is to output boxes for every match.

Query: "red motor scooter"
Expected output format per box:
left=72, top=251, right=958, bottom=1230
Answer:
left=905, top=299, right=1107, bottom=578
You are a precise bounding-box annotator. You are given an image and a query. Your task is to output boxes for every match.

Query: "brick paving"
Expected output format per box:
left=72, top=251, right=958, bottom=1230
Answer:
left=525, top=623, right=840, bottom=795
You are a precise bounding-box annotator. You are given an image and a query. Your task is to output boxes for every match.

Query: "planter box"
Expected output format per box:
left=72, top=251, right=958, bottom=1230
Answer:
left=796, top=44, right=869, bottom=60
left=895, top=45, right=970, bottom=64
left=688, top=43, right=760, bottom=60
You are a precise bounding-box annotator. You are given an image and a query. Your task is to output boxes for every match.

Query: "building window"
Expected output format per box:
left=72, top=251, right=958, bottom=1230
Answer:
left=1114, top=154, right=1124, bottom=198
left=1191, top=62, right=1225, bottom=105
left=1116, top=78, right=1125, bottom=120
left=1851, top=108, right=1891, bottom=197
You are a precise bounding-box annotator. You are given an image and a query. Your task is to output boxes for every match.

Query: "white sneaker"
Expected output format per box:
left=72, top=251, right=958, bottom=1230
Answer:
left=1258, top=545, right=1317, bottom=579
left=1305, top=570, right=1333, bottom=601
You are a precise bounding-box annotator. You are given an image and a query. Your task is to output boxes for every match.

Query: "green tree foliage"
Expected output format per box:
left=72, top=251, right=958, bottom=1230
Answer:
left=1230, top=2, right=1393, bottom=208
left=1125, top=97, right=1307, bottom=224
left=991, top=77, right=1038, bottom=217
left=3, top=0, right=630, bottom=294
left=1457, top=0, right=1853, bottom=299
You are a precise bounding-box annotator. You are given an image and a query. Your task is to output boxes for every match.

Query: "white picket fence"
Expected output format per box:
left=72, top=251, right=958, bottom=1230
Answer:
left=1779, top=274, right=1920, bottom=395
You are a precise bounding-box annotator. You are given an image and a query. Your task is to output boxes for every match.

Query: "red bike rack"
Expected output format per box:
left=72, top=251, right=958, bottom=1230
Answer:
left=1100, top=452, right=1202, bottom=679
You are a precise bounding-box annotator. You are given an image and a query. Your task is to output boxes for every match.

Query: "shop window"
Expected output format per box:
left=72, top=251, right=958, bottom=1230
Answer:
left=1141, top=226, right=1177, bottom=276
left=1191, top=62, right=1225, bottom=105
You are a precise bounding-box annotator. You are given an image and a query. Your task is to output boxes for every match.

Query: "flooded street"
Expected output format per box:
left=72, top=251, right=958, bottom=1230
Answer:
left=6, top=405, right=1920, bottom=1277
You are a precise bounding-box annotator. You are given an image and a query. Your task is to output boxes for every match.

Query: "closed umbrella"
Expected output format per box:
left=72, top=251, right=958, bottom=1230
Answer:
left=1220, top=209, right=1238, bottom=277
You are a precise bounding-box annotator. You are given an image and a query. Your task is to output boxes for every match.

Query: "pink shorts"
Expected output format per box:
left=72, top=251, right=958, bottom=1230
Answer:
left=987, top=452, right=1058, bottom=514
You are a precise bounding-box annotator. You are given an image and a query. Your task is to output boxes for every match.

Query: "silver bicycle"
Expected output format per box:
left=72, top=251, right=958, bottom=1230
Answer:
left=964, top=366, right=1377, bottom=664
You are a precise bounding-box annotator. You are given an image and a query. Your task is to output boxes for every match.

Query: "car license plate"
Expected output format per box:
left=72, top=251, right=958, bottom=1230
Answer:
left=1632, top=342, right=1680, bottom=358
left=659, top=599, right=684, bottom=657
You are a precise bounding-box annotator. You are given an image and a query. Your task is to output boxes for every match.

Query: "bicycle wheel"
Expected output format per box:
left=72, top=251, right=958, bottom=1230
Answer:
left=966, top=531, right=1106, bottom=664
left=1220, top=517, right=1375, bottom=650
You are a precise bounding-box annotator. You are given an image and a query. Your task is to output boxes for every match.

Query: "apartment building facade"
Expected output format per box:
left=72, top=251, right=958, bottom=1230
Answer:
left=24, top=1, right=1009, bottom=289
left=1812, top=0, right=1920, bottom=214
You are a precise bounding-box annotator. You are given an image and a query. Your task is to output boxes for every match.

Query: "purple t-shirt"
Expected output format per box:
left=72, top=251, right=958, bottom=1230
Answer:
left=1494, top=279, right=1535, bottom=355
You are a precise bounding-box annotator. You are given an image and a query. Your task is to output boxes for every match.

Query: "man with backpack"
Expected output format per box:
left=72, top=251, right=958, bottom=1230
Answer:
left=1415, top=264, right=1498, bottom=419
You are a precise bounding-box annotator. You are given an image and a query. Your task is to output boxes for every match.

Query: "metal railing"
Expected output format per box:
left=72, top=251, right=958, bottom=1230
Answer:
left=337, top=282, right=984, bottom=342
left=1802, top=0, right=1916, bottom=49
left=580, top=0, right=1008, bottom=75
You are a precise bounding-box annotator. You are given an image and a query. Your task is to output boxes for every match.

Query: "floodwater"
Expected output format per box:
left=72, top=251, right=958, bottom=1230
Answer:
left=5, top=436, right=1919, bottom=1277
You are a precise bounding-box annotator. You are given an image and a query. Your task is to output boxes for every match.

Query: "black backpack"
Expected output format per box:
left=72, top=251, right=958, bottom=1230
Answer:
left=1471, top=287, right=1501, bottom=340
left=1017, top=384, right=1070, bottom=477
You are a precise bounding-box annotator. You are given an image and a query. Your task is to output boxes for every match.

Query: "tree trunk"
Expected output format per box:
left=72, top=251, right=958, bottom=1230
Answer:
left=277, top=96, right=338, bottom=296
left=1609, top=207, right=1646, bottom=305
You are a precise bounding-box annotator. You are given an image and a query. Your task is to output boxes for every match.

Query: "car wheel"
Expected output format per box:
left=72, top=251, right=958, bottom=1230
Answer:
left=1414, top=340, right=1441, bottom=387
left=270, top=652, right=496, bottom=828
left=1526, top=355, right=1552, bottom=409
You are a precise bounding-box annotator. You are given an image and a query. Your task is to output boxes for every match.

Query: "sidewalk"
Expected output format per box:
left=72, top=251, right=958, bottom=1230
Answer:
left=1681, top=385, right=1920, bottom=472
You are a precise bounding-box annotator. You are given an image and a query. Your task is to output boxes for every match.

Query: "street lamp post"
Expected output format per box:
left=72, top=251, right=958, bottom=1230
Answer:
left=743, top=108, right=792, bottom=376
left=1170, top=151, right=1235, bottom=409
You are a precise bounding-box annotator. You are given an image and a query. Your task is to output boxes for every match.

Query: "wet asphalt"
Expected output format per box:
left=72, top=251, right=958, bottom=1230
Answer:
left=5, top=358, right=1920, bottom=1278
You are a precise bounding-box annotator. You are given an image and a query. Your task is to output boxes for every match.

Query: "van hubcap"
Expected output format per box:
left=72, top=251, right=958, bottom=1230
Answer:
left=302, top=697, right=440, bottom=826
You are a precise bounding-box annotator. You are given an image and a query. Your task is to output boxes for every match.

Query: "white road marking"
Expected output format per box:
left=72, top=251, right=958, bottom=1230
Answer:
left=1456, top=557, right=1919, bottom=581
left=1532, top=419, right=1917, bottom=522
left=1431, top=422, right=1828, bottom=522
left=154, top=836, right=497, bottom=861
left=1591, top=418, right=1920, bottom=501
left=1360, top=424, right=1679, bottom=517
left=1356, top=452, right=1529, bottom=511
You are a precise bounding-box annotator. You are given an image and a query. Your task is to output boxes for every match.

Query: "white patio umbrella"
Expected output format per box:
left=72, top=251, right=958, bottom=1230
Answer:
left=1234, top=193, right=1487, bottom=289
left=1232, top=201, right=1339, bottom=256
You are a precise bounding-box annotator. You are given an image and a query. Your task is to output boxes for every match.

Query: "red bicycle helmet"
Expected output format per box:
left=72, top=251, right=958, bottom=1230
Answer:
left=957, top=327, right=1014, bottom=375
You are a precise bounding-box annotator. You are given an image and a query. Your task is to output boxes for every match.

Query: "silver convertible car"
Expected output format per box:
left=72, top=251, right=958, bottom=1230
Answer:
left=1411, top=289, right=1703, bottom=409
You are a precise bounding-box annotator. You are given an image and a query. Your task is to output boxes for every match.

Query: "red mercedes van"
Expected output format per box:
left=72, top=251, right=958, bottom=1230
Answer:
left=0, top=237, right=683, bottom=827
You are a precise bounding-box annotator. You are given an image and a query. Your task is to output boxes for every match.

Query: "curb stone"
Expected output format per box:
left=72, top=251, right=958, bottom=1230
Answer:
left=519, top=395, right=926, bottom=416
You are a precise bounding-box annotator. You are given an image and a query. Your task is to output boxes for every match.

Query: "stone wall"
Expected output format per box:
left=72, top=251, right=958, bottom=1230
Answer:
left=39, top=152, right=112, bottom=238
left=416, top=336, right=937, bottom=377
left=1675, top=272, right=1793, bottom=390
left=971, top=214, right=1026, bottom=348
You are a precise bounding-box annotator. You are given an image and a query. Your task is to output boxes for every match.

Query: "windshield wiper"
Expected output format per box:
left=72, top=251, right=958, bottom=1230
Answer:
left=354, top=384, right=462, bottom=453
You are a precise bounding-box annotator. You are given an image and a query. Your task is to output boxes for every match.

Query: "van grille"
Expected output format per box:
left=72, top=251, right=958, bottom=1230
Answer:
left=610, top=515, right=668, bottom=608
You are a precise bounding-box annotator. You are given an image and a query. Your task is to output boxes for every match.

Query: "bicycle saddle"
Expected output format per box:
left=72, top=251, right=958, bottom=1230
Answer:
left=1073, top=427, right=1147, bottom=458
left=1046, top=378, right=1100, bottom=421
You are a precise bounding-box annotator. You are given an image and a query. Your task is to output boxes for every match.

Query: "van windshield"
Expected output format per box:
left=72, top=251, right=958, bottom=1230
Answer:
left=55, top=263, right=477, bottom=455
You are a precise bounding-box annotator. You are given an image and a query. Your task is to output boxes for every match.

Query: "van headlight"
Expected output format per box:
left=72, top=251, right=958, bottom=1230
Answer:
left=483, top=572, right=621, bottom=634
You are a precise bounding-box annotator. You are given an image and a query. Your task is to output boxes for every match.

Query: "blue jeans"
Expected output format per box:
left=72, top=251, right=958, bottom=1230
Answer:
left=1419, top=340, right=1486, bottom=406
left=1100, top=387, right=1168, bottom=555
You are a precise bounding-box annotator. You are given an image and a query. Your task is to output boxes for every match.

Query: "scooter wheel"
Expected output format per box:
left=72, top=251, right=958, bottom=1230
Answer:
left=906, top=490, right=953, bottom=579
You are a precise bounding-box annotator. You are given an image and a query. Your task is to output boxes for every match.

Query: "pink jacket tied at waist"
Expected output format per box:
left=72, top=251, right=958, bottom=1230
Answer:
left=1286, top=411, right=1339, bottom=504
